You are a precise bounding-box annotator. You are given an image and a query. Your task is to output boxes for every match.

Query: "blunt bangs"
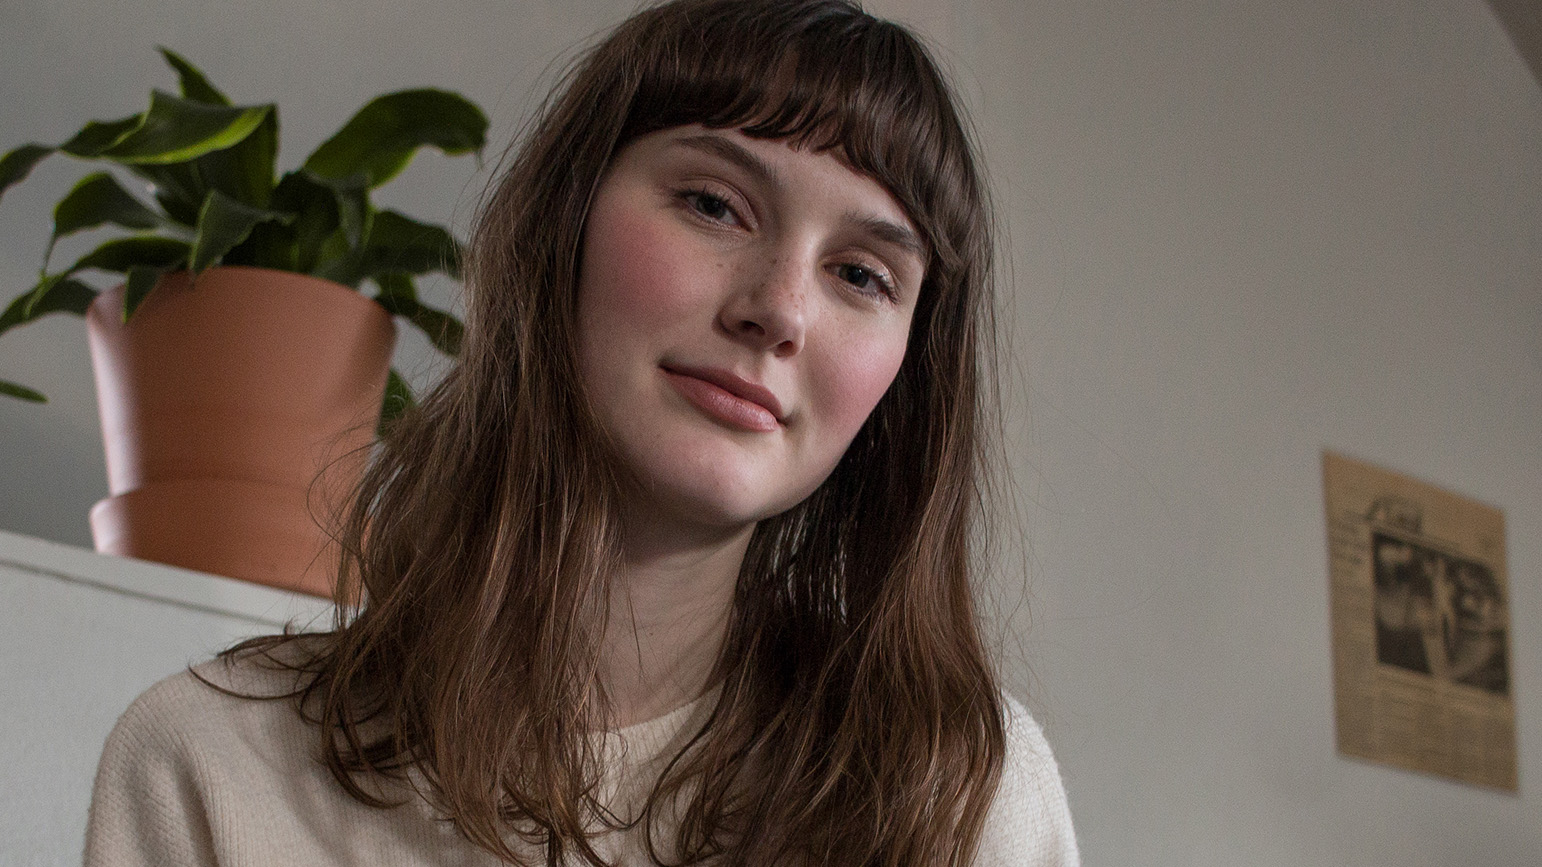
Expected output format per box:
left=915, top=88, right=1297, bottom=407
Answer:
left=613, top=0, right=981, bottom=278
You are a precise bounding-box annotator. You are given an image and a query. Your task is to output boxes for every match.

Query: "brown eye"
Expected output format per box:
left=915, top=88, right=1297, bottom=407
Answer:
left=835, top=263, right=895, bottom=299
left=683, top=190, right=736, bottom=224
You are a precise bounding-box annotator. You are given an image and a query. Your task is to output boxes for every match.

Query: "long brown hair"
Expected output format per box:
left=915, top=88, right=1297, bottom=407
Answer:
left=230, top=1, right=1005, bottom=864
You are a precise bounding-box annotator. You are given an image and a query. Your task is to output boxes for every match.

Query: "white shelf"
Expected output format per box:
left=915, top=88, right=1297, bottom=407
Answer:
left=0, top=528, right=336, bottom=628
left=0, top=529, right=336, bottom=865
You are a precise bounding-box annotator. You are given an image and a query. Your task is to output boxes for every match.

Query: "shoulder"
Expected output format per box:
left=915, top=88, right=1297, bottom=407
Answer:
left=973, top=692, right=1081, bottom=867
left=86, top=645, right=505, bottom=866
left=99, top=647, right=318, bottom=773
left=83, top=648, right=333, bottom=865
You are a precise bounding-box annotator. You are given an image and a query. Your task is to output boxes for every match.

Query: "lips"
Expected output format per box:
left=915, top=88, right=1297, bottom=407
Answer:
left=661, top=364, right=783, bottom=432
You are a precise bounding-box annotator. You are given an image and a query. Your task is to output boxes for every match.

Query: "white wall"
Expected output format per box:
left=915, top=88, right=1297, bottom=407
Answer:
left=955, top=3, right=1542, bottom=862
left=1, top=1, right=1538, bottom=863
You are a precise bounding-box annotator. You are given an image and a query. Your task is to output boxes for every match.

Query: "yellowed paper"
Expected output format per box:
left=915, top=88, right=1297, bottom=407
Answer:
left=1323, top=451, right=1516, bottom=790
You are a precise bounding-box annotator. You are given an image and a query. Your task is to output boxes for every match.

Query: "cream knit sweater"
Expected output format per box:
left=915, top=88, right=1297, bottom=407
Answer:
left=84, top=656, right=1078, bottom=866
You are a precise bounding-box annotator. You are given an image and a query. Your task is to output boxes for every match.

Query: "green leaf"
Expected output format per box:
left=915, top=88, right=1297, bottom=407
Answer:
left=221, top=220, right=297, bottom=271
left=372, top=274, right=463, bottom=356
left=59, top=115, right=143, bottom=158
left=129, top=162, right=204, bottom=226
left=23, top=236, right=189, bottom=316
left=121, top=264, right=166, bottom=321
left=296, top=171, right=373, bottom=285
left=0, top=144, right=55, bottom=203
left=224, top=169, right=342, bottom=271
left=374, top=270, right=416, bottom=300
left=0, top=379, right=48, bottom=403
left=378, top=367, right=414, bottom=434
left=45, top=172, right=164, bottom=267
left=66, top=235, right=191, bottom=275
left=359, top=210, right=461, bottom=278
left=0, top=277, right=96, bottom=339
left=303, top=88, right=487, bottom=188
left=194, top=107, right=277, bottom=208
left=159, top=47, right=277, bottom=210
left=157, top=47, right=230, bottom=106
left=307, top=171, right=370, bottom=247
left=190, top=189, right=293, bottom=273
left=269, top=171, right=341, bottom=272
left=310, top=230, right=360, bottom=286
left=99, top=91, right=270, bottom=165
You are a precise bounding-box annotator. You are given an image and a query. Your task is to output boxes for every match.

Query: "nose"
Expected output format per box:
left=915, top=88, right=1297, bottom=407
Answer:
left=718, top=254, right=809, bottom=356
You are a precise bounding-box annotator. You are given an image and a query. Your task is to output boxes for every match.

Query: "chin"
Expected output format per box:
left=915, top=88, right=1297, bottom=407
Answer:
left=649, top=479, right=792, bottom=532
left=629, top=461, right=815, bottom=535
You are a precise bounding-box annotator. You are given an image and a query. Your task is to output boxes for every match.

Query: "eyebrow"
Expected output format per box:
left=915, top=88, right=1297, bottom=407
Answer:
left=673, top=132, right=929, bottom=263
left=849, top=213, right=928, bottom=261
left=674, top=133, right=781, bottom=188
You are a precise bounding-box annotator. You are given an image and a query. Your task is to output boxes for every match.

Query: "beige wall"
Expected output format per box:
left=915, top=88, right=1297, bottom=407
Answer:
left=2, top=0, right=1539, bottom=862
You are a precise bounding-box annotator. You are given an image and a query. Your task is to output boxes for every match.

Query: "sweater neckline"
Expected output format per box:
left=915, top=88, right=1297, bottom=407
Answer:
left=599, top=686, right=719, bottom=770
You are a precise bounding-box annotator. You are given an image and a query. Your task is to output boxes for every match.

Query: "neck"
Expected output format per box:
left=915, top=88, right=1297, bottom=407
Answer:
left=600, top=512, right=752, bottom=729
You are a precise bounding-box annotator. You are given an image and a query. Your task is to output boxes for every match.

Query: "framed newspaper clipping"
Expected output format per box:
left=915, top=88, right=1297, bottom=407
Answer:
left=1322, top=451, right=1516, bottom=790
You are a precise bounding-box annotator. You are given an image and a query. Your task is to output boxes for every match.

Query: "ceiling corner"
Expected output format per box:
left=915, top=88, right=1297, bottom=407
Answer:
left=1487, top=0, right=1542, bottom=89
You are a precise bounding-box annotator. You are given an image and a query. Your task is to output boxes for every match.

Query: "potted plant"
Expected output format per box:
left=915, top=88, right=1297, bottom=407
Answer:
left=0, top=48, right=486, bottom=596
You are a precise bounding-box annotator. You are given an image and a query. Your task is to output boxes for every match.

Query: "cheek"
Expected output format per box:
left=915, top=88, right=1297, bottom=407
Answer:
left=814, top=333, right=909, bottom=443
left=578, top=198, right=698, bottom=338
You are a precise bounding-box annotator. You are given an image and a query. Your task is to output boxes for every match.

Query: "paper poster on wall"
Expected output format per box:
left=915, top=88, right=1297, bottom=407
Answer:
left=1322, top=451, right=1516, bottom=790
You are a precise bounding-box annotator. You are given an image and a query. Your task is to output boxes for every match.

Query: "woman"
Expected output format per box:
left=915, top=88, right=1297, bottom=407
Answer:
left=85, top=1, right=1078, bottom=864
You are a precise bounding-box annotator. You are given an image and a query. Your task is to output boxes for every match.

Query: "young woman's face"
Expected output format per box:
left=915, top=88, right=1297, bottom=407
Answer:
left=576, top=125, right=925, bottom=534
